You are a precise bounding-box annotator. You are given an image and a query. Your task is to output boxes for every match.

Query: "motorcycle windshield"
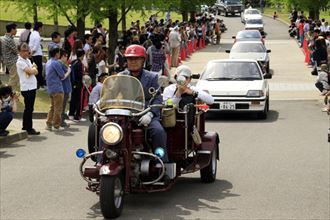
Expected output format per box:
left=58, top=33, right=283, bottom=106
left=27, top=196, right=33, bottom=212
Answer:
left=99, top=75, right=145, bottom=112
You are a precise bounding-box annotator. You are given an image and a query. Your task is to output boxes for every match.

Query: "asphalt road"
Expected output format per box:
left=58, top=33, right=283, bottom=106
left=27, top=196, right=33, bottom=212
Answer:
left=1, top=15, right=329, bottom=220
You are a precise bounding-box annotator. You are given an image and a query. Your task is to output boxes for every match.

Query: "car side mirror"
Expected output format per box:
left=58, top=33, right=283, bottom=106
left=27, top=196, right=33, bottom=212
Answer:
left=191, top=74, right=200, bottom=79
left=232, top=36, right=236, bottom=39
left=264, top=73, right=272, bottom=79
left=267, top=49, right=271, bottom=53
left=225, top=49, right=231, bottom=53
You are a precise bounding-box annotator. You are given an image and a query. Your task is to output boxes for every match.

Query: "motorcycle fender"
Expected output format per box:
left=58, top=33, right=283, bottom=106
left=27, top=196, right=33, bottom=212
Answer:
left=99, top=162, right=123, bottom=176
left=201, top=132, right=220, bottom=159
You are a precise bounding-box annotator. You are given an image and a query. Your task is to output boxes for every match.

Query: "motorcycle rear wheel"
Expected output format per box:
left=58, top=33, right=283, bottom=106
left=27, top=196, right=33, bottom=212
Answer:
left=100, top=175, right=124, bottom=219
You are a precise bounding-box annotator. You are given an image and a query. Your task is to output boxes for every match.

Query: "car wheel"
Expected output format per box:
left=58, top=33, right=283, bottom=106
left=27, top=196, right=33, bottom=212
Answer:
left=257, top=98, right=269, bottom=119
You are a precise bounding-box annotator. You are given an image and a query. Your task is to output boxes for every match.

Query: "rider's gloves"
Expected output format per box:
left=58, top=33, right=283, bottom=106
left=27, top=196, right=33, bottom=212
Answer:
left=139, top=112, right=153, bottom=127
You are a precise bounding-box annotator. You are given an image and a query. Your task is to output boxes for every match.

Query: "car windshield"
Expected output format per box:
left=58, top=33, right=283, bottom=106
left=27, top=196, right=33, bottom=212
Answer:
left=99, top=75, right=145, bottom=112
left=246, top=19, right=263, bottom=24
left=226, top=0, right=240, bottom=4
left=231, top=43, right=265, bottom=53
left=201, top=62, right=262, bottom=80
left=246, top=9, right=260, bottom=15
left=237, top=31, right=261, bottom=39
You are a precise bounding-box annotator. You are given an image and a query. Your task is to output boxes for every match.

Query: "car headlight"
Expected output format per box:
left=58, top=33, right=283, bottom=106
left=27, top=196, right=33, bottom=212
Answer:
left=100, top=122, right=123, bottom=145
left=247, top=90, right=264, bottom=97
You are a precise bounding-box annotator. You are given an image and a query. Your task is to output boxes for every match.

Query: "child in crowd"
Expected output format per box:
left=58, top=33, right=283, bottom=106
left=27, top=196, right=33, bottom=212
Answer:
left=0, top=85, right=18, bottom=136
left=58, top=49, right=72, bottom=127
left=88, top=72, right=108, bottom=122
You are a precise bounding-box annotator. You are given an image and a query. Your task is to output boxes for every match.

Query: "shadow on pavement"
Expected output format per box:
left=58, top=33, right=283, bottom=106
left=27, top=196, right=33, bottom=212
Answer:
left=87, top=177, right=238, bottom=219
left=206, top=109, right=279, bottom=123
left=26, top=135, right=48, bottom=142
left=0, top=143, right=25, bottom=149
left=0, top=151, right=15, bottom=159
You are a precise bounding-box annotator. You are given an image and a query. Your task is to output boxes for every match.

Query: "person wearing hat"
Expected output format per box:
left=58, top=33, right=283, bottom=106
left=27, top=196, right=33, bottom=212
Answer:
left=88, top=72, right=108, bottom=122
left=119, top=44, right=169, bottom=163
left=163, top=65, right=214, bottom=107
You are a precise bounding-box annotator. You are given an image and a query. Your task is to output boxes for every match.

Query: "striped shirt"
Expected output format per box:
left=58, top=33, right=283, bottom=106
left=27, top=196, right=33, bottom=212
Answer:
left=2, top=34, right=18, bottom=67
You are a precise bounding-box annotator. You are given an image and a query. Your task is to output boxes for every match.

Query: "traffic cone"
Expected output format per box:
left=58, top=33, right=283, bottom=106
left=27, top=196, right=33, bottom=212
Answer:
left=188, top=41, right=192, bottom=55
left=305, top=50, right=310, bottom=65
left=199, top=38, right=203, bottom=49
left=167, top=54, right=171, bottom=69
left=181, top=47, right=186, bottom=61
left=303, top=38, right=307, bottom=53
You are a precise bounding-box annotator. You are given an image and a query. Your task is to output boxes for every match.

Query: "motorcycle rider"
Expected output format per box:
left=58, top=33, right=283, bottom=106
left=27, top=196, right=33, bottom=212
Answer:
left=120, top=44, right=169, bottom=162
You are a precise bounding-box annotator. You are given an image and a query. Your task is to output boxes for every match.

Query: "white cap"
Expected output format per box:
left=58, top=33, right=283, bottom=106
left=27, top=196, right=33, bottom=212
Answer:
left=176, top=65, right=192, bottom=78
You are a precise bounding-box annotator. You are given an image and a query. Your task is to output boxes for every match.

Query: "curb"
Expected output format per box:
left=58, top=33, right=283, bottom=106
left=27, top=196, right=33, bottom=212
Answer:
left=0, top=131, right=27, bottom=147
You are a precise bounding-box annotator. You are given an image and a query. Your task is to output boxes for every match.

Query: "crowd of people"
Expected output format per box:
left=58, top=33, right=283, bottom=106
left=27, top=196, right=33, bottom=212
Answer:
left=287, top=10, right=330, bottom=113
left=0, top=11, right=224, bottom=136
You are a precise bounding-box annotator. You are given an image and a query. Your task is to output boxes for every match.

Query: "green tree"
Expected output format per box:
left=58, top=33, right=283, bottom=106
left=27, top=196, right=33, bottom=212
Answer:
left=268, top=0, right=329, bottom=20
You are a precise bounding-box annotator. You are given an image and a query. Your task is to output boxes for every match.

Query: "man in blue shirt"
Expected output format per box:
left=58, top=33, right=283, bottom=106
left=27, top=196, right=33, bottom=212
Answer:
left=45, top=47, right=65, bottom=131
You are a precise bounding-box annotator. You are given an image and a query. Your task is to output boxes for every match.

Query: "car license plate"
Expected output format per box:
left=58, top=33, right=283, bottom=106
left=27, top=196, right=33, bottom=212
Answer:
left=234, top=10, right=238, bottom=12
left=219, top=102, right=235, bottom=110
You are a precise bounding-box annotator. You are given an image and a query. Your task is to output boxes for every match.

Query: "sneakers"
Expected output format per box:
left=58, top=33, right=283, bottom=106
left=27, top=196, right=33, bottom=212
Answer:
left=72, top=117, right=87, bottom=122
left=27, top=129, right=40, bottom=135
left=53, top=127, right=65, bottom=132
left=61, top=122, right=70, bottom=128
left=45, top=124, right=52, bottom=131
left=68, top=116, right=74, bottom=120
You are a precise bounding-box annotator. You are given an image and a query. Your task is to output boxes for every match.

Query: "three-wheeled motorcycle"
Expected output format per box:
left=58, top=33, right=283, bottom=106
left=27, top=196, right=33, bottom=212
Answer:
left=76, top=75, right=220, bottom=219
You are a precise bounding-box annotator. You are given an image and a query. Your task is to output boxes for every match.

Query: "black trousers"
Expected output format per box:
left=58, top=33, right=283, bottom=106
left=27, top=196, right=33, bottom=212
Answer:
left=21, top=89, right=36, bottom=131
left=69, top=87, right=82, bottom=120
left=32, top=55, right=45, bottom=87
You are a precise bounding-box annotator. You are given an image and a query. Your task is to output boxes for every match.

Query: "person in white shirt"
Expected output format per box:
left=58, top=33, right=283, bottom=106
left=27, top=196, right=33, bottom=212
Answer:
left=16, top=43, right=40, bottom=135
left=29, top=22, right=45, bottom=89
left=168, top=26, right=181, bottom=67
left=163, top=65, right=214, bottom=107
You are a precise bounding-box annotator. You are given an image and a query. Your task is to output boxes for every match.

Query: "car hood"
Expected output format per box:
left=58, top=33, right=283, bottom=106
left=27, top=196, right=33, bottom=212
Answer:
left=196, top=79, right=266, bottom=96
left=245, top=15, right=262, bottom=20
left=229, top=52, right=267, bottom=61
left=245, top=24, right=264, bottom=29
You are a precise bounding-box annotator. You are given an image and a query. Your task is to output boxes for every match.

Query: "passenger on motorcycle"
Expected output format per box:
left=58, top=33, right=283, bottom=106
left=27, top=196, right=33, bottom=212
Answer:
left=163, top=65, right=214, bottom=106
left=120, top=44, right=169, bottom=162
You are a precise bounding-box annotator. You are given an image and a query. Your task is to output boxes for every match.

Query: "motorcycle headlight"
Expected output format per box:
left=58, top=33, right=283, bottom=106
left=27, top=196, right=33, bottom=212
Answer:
left=100, top=122, right=123, bottom=145
left=247, top=90, right=264, bottom=97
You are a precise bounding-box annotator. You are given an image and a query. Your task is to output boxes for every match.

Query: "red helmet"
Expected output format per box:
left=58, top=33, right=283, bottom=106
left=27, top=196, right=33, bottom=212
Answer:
left=124, top=44, right=146, bottom=58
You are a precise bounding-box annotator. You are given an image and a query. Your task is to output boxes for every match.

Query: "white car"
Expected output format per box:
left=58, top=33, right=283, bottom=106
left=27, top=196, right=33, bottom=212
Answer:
left=241, top=8, right=262, bottom=23
left=196, top=59, right=270, bottom=119
left=226, top=41, right=271, bottom=73
left=245, top=18, right=264, bottom=32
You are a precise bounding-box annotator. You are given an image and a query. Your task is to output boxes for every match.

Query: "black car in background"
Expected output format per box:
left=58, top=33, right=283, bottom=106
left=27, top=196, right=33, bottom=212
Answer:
left=215, top=0, right=244, bottom=17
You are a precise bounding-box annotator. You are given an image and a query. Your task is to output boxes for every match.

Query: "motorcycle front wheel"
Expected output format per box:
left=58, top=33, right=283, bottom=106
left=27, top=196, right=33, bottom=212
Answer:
left=100, top=175, right=124, bottom=219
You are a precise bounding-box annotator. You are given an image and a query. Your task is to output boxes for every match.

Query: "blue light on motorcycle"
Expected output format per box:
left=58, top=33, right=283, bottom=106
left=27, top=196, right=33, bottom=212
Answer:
left=154, top=147, right=165, bottom=158
left=76, top=149, right=86, bottom=158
